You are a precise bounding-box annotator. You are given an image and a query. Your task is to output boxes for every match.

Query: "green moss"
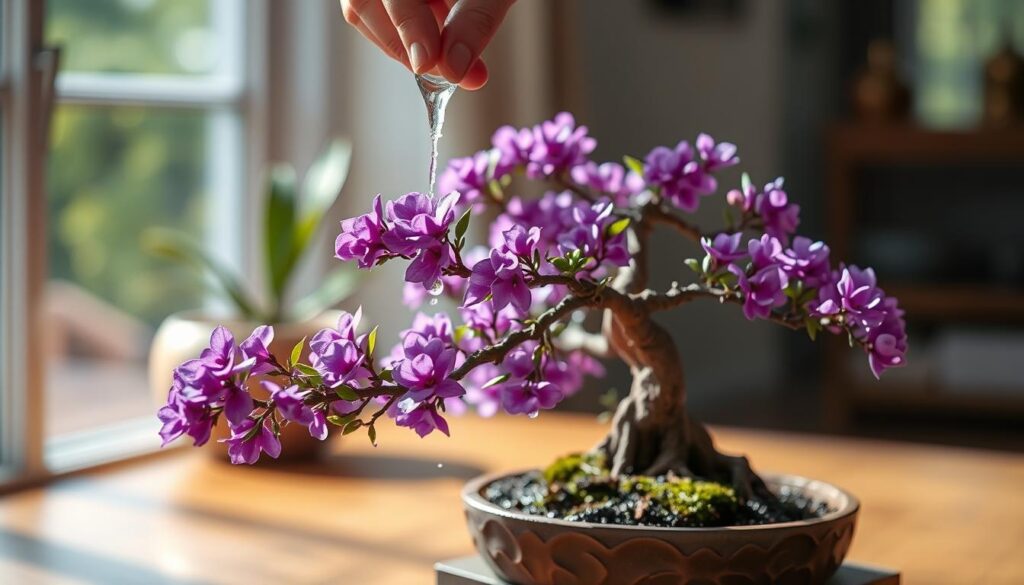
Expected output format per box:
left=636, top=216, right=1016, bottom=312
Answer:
left=541, top=452, right=739, bottom=525
left=622, top=476, right=738, bottom=524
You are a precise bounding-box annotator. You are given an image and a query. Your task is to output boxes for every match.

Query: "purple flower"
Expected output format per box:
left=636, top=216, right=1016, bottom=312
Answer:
left=695, top=133, right=739, bottom=171
left=381, top=191, right=458, bottom=286
left=222, top=418, right=282, bottom=464
left=701, top=232, right=746, bottom=265
left=491, top=125, right=533, bottom=168
left=748, top=233, right=784, bottom=270
left=501, top=380, right=563, bottom=415
left=158, top=386, right=214, bottom=447
left=198, top=326, right=254, bottom=378
left=729, top=263, right=789, bottom=321
left=309, top=309, right=369, bottom=388
left=643, top=141, right=717, bottom=212
left=336, top=195, right=389, bottom=268
left=525, top=112, right=596, bottom=178
left=811, top=265, right=885, bottom=327
left=558, top=200, right=630, bottom=269
left=266, top=381, right=328, bottom=440
left=464, top=363, right=503, bottom=417
left=756, top=178, right=800, bottom=242
left=465, top=226, right=539, bottom=314
left=570, top=161, right=643, bottom=206
left=865, top=298, right=907, bottom=379
left=459, top=298, right=518, bottom=334
left=240, top=325, right=275, bottom=375
left=438, top=151, right=506, bottom=209
left=778, top=237, right=831, bottom=289
left=392, top=401, right=450, bottom=438
left=392, top=337, right=464, bottom=403
left=540, top=351, right=605, bottom=398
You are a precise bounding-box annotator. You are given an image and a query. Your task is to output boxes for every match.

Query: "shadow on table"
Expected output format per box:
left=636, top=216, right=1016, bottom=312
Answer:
left=263, top=453, right=485, bottom=482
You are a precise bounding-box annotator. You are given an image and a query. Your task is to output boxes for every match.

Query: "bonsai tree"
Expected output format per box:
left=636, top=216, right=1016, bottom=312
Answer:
left=158, top=113, right=906, bottom=504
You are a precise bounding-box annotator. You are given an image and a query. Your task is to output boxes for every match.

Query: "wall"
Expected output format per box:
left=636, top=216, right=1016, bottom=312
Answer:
left=572, top=0, right=788, bottom=411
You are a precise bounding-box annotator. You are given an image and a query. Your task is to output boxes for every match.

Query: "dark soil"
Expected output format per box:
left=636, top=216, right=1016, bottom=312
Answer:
left=483, top=470, right=832, bottom=528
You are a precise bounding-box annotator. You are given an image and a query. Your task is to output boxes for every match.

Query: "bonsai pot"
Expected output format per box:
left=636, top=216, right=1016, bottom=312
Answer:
left=462, top=471, right=858, bottom=585
left=149, top=310, right=343, bottom=461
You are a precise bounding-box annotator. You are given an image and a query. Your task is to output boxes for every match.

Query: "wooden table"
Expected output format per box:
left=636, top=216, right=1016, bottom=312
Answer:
left=1, top=413, right=1022, bottom=584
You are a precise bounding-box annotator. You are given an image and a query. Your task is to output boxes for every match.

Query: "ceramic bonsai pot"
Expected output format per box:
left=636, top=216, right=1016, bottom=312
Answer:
left=149, top=310, right=343, bottom=460
left=462, top=471, right=858, bottom=585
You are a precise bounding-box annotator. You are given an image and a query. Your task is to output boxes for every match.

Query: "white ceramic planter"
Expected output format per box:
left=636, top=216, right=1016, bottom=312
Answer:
left=149, top=310, right=343, bottom=461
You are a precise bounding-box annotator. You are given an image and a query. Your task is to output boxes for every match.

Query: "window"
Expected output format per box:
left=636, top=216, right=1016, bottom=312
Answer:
left=1, top=0, right=266, bottom=481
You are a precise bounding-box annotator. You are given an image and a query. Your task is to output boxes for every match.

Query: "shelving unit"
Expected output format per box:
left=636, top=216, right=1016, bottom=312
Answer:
left=823, top=123, right=1024, bottom=428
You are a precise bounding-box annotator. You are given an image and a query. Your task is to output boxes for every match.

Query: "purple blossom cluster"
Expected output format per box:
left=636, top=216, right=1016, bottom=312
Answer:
left=642, top=134, right=739, bottom=212
left=157, top=326, right=280, bottom=463
left=162, top=112, right=908, bottom=464
left=336, top=191, right=459, bottom=287
left=702, top=232, right=907, bottom=377
left=727, top=176, right=801, bottom=243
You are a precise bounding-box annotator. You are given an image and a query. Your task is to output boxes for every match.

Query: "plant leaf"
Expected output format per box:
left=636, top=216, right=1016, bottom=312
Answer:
left=291, top=266, right=361, bottom=321
left=454, top=208, right=472, bottom=242
left=366, top=325, right=379, bottom=356
left=141, top=227, right=262, bottom=319
left=342, top=419, right=363, bottom=435
left=335, top=385, right=359, bottom=401
left=481, top=373, right=510, bottom=390
left=605, top=217, right=631, bottom=238
left=623, top=155, right=645, bottom=177
left=367, top=425, right=377, bottom=446
left=290, top=336, right=306, bottom=367
left=265, top=164, right=298, bottom=315
left=293, top=139, right=353, bottom=265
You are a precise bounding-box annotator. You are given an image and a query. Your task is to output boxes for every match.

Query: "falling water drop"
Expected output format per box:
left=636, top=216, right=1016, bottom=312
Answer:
left=428, top=279, right=445, bottom=296
left=528, top=411, right=539, bottom=419
left=414, top=73, right=458, bottom=198
left=429, top=298, right=439, bottom=306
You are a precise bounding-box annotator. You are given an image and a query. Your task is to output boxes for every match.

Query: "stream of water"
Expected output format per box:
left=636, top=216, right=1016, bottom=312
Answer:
left=414, top=73, right=458, bottom=198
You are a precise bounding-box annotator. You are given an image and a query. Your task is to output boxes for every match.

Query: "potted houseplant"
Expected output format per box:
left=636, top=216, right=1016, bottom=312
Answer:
left=157, top=114, right=907, bottom=582
left=148, top=139, right=360, bottom=459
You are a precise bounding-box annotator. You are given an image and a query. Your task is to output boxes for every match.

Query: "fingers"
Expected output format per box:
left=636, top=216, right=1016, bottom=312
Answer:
left=341, top=0, right=410, bottom=68
left=439, top=0, right=515, bottom=86
left=382, top=0, right=443, bottom=73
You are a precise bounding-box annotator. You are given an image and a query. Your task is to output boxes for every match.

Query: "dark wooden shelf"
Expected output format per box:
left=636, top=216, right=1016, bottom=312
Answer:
left=829, top=123, right=1024, bottom=164
left=885, top=283, right=1024, bottom=322
left=847, top=384, right=1024, bottom=420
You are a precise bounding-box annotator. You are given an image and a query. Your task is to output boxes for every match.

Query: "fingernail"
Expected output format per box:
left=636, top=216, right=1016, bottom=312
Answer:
left=409, top=42, right=427, bottom=73
left=447, top=43, right=472, bottom=79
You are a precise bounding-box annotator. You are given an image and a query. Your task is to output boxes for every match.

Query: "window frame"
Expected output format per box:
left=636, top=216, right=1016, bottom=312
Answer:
left=0, top=0, right=269, bottom=488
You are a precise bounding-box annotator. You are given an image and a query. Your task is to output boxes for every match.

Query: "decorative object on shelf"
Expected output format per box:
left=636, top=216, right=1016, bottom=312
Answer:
left=851, top=39, right=912, bottom=123
left=157, top=114, right=907, bottom=581
left=983, top=42, right=1024, bottom=127
left=147, top=140, right=359, bottom=460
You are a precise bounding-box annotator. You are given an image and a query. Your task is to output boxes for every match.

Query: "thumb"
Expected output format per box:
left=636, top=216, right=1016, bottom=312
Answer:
left=438, top=0, right=515, bottom=85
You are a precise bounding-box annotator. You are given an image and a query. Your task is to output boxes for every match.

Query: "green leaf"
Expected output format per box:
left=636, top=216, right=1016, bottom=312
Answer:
left=741, top=172, right=753, bottom=194
left=327, top=414, right=353, bottom=427
left=367, top=425, right=377, bottom=446
left=453, top=324, right=471, bottom=344
left=295, top=139, right=352, bottom=246
left=291, top=266, right=361, bottom=321
left=684, top=258, right=701, bottom=273
left=605, top=217, right=631, bottom=238
left=335, top=385, right=359, bottom=401
left=377, top=369, right=394, bottom=382
left=454, top=208, right=472, bottom=242
left=141, top=227, right=262, bottom=319
left=342, top=419, right=363, bottom=435
left=265, top=164, right=298, bottom=314
left=805, top=318, right=821, bottom=341
left=701, top=255, right=712, bottom=273
left=290, top=336, right=306, bottom=367
left=367, top=325, right=379, bottom=356
left=294, top=363, right=320, bottom=377
left=481, top=373, right=510, bottom=390
left=623, top=155, right=645, bottom=177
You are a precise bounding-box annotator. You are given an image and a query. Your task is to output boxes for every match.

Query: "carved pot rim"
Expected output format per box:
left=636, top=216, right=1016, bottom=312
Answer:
left=462, top=469, right=859, bottom=533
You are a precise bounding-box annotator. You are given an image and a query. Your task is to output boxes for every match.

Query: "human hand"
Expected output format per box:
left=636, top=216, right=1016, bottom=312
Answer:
left=340, top=0, right=516, bottom=90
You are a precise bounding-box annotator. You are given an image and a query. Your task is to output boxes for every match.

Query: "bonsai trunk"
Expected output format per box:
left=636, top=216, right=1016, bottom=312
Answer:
left=589, top=260, right=772, bottom=501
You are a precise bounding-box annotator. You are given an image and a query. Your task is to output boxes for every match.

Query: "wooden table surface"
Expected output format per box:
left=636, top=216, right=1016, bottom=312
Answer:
left=1, top=413, right=1022, bottom=584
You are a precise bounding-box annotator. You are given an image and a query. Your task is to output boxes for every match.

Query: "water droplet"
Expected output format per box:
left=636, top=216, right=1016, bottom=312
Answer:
left=437, top=463, right=444, bottom=469
left=528, top=411, right=539, bottom=419
left=429, top=298, right=439, bottom=306
left=414, top=74, right=458, bottom=198
left=428, top=280, right=444, bottom=296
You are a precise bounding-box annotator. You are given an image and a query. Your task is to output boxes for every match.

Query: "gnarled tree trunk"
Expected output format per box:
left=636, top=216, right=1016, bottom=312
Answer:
left=588, top=252, right=772, bottom=501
